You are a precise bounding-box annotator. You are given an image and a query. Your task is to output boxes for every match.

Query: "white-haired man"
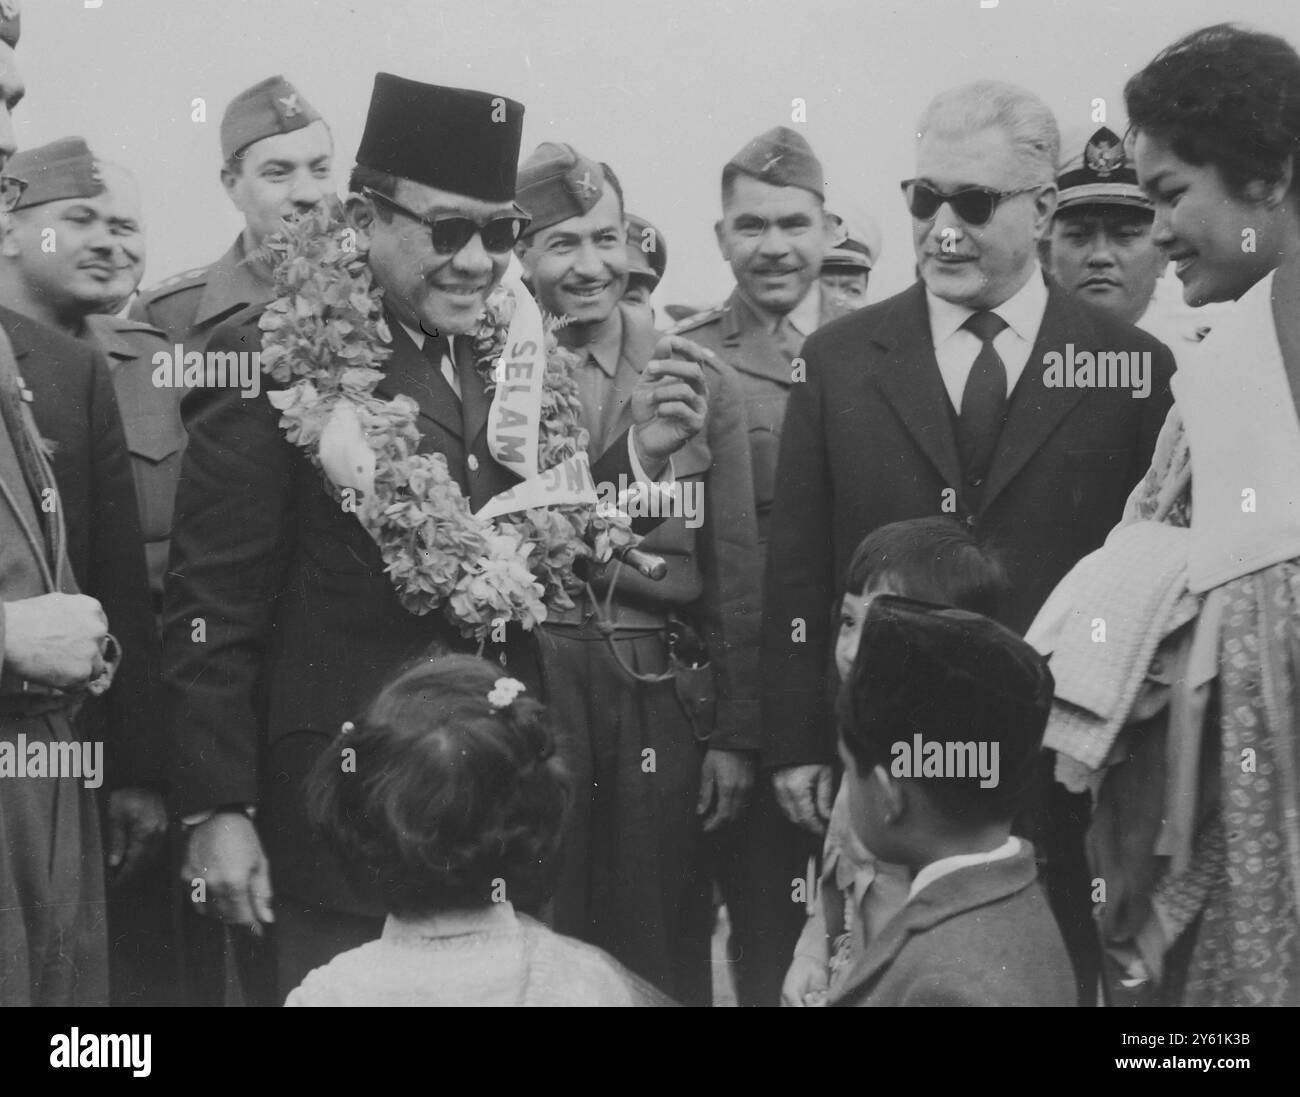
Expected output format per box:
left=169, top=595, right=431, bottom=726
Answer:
left=762, top=80, right=1178, bottom=1006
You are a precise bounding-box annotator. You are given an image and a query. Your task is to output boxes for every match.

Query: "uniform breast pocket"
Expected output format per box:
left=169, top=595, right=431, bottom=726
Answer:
left=126, top=416, right=187, bottom=541
left=1065, top=448, right=1136, bottom=547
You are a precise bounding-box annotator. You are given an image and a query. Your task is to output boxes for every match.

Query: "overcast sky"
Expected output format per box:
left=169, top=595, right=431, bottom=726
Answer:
left=17, top=0, right=1300, bottom=308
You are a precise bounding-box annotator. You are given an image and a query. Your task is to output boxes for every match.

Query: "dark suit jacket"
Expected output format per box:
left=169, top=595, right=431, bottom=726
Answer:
left=829, top=841, right=1075, bottom=1007
left=0, top=305, right=163, bottom=786
left=760, top=280, right=1175, bottom=768
left=164, top=303, right=652, bottom=912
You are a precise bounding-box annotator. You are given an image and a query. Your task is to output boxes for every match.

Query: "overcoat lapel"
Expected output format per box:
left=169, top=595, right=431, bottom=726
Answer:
left=867, top=283, right=963, bottom=492
left=980, top=284, right=1090, bottom=512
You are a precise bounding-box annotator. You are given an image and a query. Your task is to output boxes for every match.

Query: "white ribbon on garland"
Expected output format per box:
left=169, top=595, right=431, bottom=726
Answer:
left=475, top=257, right=598, bottom=520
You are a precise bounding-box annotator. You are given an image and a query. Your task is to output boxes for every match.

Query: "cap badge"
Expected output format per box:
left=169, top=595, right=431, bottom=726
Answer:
left=0, top=1, right=20, bottom=20
left=761, top=153, right=784, bottom=174
left=1084, top=131, right=1124, bottom=178
left=90, top=161, right=103, bottom=185
left=278, top=93, right=301, bottom=119
left=575, top=169, right=596, bottom=197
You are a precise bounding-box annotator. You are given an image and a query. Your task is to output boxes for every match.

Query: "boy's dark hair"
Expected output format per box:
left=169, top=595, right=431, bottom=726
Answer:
left=1125, top=23, right=1300, bottom=197
left=305, top=654, right=570, bottom=918
left=837, top=595, right=1053, bottom=826
left=842, top=516, right=1009, bottom=619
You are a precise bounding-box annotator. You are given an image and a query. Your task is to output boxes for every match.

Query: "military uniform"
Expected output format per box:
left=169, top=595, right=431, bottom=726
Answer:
left=129, top=75, right=325, bottom=355
left=129, top=236, right=276, bottom=354
left=518, top=143, right=762, bottom=1004
left=85, top=314, right=185, bottom=607
left=670, top=126, right=851, bottom=1007
left=673, top=287, right=851, bottom=546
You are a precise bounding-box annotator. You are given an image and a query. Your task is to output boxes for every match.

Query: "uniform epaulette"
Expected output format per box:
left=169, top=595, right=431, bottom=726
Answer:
left=97, top=314, right=168, bottom=338
left=667, top=304, right=725, bottom=336
left=139, top=265, right=211, bottom=303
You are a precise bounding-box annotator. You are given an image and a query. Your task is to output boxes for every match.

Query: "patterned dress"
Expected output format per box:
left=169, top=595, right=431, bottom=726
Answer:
left=1124, top=407, right=1300, bottom=1006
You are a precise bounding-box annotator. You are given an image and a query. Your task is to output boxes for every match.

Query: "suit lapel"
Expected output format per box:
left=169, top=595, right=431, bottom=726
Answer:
left=374, top=316, right=464, bottom=440
left=830, top=844, right=1040, bottom=1006
left=979, top=284, right=1091, bottom=512
left=868, top=284, right=963, bottom=492
left=457, top=336, right=491, bottom=450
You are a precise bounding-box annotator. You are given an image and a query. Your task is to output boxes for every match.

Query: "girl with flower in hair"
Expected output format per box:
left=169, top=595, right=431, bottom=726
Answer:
left=286, top=654, right=668, bottom=1006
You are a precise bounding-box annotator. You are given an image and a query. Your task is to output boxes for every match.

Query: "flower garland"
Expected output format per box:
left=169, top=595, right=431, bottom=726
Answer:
left=257, top=207, right=638, bottom=641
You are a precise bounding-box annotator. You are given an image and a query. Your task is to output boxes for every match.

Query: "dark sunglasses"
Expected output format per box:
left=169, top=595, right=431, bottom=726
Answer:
left=900, top=179, right=1040, bottom=227
left=363, top=188, right=531, bottom=254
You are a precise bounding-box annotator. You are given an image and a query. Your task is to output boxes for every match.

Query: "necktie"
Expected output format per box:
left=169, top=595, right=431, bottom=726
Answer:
left=957, top=310, right=1010, bottom=491
left=575, top=354, right=615, bottom=456
left=775, top=315, right=804, bottom=363
left=420, top=332, right=458, bottom=400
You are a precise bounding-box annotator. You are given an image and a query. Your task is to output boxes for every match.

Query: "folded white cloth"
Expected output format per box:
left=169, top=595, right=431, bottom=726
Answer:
left=1173, top=270, right=1300, bottom=592
left=1026, top=521, right=1197, bottom=770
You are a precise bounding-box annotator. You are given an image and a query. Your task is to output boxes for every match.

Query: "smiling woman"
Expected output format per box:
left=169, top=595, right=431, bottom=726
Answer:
left=1040, top=22, right=1300, bottom=1008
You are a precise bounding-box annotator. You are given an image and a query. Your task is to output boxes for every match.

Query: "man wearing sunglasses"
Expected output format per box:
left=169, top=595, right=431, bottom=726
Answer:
left=162, top=75, right=706, bottom=1001
left=132, top=76, right=334, bottom=356
left=516, top=141, right=759, bottom=1005
left=761, top=80, right=1176, bottom=1007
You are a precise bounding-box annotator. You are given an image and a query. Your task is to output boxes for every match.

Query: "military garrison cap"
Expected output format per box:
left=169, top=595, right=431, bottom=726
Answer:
left=625, top=213, right=666, bottom=287
left=0, top=0, right=19, bottom=49
left=8, top=137, right=106, bottom=210
left=517, top=142, right=615, bottom=236
left=1056, top=125, right=1151, bottom=214
left=356, top=74, right=523, bottom=203
left=221, top=75, right=324, bottom=161
left=724, top=126, right=824, bottom=199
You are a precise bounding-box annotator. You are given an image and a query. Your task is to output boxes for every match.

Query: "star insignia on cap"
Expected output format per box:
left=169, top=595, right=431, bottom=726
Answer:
left=1084, top=128, right=1125, bottom=178
left=278, top=93, right=301, bottom=118
left=576, top=170, right=596, bottom=196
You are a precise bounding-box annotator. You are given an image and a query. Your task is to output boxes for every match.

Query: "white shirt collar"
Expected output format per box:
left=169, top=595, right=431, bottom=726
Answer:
left=925, top=264, right=1048, bottom=348
left=907, top=836, right=1020, bottom=902
left=398, top=319, right=457, bottom=358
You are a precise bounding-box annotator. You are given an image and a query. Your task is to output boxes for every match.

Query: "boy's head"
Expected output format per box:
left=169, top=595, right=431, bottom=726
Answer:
left=307, top=654, right=570, bottom=918
left=834, top=517, right=1008, bottom=680
left=836, top=595, right=1053, bottom=866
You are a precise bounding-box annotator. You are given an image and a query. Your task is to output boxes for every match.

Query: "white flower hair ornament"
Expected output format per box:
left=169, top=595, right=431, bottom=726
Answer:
left=488, top=677, right=527, bottom=711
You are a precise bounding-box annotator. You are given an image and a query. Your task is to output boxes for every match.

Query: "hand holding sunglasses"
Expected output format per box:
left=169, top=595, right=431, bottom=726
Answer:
left=900, top=178, right=1041, bottom=227
left=364, top=187, right=531, bottom=254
